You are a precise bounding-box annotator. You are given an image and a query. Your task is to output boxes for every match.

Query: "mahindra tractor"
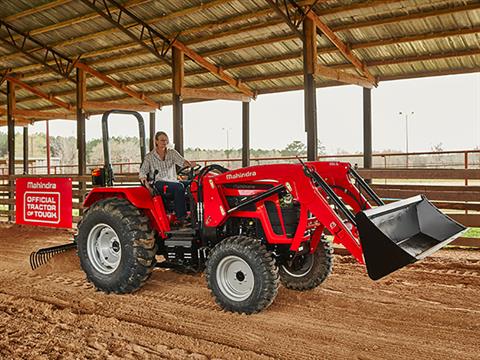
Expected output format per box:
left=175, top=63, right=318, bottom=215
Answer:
left=31, top=111, right=466, bottom=314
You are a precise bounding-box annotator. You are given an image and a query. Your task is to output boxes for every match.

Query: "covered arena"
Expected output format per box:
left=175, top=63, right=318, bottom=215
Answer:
left=0, top=1, right=479, bottom=359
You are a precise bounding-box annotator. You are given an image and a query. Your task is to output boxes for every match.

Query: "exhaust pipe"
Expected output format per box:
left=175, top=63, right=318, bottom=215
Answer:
left=356, top=195, right=466, bottom=280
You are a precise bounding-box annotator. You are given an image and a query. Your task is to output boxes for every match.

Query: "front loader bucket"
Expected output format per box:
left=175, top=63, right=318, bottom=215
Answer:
left=355, top=195, right=466, bottom=280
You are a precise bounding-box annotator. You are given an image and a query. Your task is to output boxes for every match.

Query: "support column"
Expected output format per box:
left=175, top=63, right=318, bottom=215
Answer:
left=76, top=68, right=86, bottom=175
left=363, top=88, right=372, bottom=170
left=7, top=80, right=15, bottom=222
left=242, top=101, right=250, bottom=167
left=303, top=18, right=317, bottom=161
left=149, top=111, right=156, bottom=151
left=172, top=47, right=184, bottom=156
left=7, top=81, right=15, bottom=176
left=23, top=126, right=29, bottom=174
left=46, top=120, right=51, bottom=175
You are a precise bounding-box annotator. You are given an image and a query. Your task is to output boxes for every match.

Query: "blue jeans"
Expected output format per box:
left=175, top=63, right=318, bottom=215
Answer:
left=154, top=181, right=186, bottom=219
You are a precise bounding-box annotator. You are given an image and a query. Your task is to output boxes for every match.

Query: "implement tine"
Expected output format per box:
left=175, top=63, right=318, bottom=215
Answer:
left=29, top=243, right=77, bottom=270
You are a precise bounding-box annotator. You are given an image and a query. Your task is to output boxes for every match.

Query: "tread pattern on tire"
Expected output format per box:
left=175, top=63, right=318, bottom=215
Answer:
left=279, top=237, right=333, bottom=291
left=206, top=236, right=279, bottom=314
left=77, top=198, right=157, bottom=294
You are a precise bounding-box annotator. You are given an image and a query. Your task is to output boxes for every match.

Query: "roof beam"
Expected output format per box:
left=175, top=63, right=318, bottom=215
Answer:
left=2, top=0, right=72, bottom=22
left=83, top=100, right=157, bottom=112
left=180, top=87, right=251, bottom=102
left=302, top=6, right=376, bottom=85
left=0, top=117, right=33, bottom=126
left=79, top=0, right=254, bottom=98
left=74, top=62, right=161, bottom=109
left=5, top=75, right=72, bottom=110
left=315, top=64, right=373, bottom=88
left=13, top=109, right=76, bottom=120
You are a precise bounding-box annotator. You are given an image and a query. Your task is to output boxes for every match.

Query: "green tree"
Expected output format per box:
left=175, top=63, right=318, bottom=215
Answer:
left=0, top=132, right=7, bottom=157
left=281, top=140, right=306, bottom=156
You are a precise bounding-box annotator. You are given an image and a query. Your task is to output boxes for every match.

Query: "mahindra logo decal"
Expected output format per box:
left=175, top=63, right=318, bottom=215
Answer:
left=226, top=171, right=257, bottom=180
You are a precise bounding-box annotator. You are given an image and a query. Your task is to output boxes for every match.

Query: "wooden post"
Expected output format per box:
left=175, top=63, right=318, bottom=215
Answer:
left=23, top=125, right=28, bottom=174
left=242, top=101, right=250, bottom=167
left=76, top=68, right=86, bottom=175
left=76, top=68, right=87, bottom=217
left=303, top=18, right=317, bottom=161
left=465, top=151, right=469, bottom=215
left=149, top=111, right=156, bottom=151
left=172, top=47, right=184, bottom=156
left=7, top=80, right=15, bottom=222
left=363, top=88, right=372, bottom=169
left=46, top=120, right=51, bottom=175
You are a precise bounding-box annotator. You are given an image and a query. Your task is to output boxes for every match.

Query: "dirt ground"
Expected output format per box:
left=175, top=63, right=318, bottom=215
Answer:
left=0, top=224, right=479, bottom=360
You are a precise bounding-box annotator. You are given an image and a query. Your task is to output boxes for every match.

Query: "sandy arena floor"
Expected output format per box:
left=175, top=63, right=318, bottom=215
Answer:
left=0, top=223, right=479, bottom=360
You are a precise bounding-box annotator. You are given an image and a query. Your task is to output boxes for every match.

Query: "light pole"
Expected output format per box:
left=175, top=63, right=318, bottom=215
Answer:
left=222, top=127, right=230, bottom=167
left=399, top=111, right=414, bottom=167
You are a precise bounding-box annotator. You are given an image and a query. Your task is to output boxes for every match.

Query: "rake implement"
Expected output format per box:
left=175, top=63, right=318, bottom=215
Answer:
left=29, top=243, right=77, bottom=270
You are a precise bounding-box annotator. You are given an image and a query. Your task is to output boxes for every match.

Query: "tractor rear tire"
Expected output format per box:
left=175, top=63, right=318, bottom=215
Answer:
left=76, top=198, right=157, bottom=294
left=278, top=237, right=333, bottom=291
left=206, top=236, right=279, bottom=314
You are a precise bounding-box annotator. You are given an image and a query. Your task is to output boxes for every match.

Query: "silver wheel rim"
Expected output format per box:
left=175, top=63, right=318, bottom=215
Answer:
left=87, top=223, right=122, bottom=274
left=281, top=254, right=314, bottom=278
left=216, top=255, right=254, bottom=302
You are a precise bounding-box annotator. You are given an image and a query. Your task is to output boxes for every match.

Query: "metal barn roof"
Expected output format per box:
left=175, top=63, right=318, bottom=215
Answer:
left=0, top=0, right=479, bottom=124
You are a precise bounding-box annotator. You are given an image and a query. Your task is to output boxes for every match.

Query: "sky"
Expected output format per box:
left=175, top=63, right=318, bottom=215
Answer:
left=3, top=72, right=479, bottom=154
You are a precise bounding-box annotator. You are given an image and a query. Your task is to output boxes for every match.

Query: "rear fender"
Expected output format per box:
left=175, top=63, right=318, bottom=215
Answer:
left=83, top=187, right=169, bottom=235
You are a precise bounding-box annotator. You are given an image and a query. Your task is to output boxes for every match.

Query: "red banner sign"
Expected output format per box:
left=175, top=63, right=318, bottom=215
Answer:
left=16, top=178, right=72, bottom=228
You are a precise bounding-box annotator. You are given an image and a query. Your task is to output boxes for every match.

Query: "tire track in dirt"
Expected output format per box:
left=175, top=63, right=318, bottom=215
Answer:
left=0, top=286, right=274, bottom=360
left=2, top=224, right=480, bottom=359
left=0, top=270, right=279, bottom=359
left=0, top=292, right=216, bottom=360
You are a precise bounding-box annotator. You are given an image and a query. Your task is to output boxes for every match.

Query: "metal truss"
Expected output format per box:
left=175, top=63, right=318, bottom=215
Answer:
left=0, top=20, right=78, bottom=82
left=265, top=0, right=320, bottom=37
left=79, top=0, right=176, bottom=65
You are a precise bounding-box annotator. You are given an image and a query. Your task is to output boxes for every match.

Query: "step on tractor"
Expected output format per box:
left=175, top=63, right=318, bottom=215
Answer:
left=31, top=111, right=466, bottom=314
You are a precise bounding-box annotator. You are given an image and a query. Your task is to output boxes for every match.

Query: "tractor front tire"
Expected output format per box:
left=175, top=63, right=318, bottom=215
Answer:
left=206, top=236, right=279, bottom=314
left=278, top=237, right=333, bottom=291
left=77, top=198, right=157, bottom=294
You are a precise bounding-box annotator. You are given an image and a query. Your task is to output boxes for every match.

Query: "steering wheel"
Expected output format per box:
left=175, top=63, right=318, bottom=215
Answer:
left=178, top=164, right=201, bottom=180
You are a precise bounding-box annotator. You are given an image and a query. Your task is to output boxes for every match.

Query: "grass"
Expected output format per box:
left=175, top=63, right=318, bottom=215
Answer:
left=464, top=227, right=480, bottom=238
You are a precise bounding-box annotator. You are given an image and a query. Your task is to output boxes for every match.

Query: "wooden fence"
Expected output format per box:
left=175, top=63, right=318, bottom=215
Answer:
left=1, top=168, right=479, bottom=247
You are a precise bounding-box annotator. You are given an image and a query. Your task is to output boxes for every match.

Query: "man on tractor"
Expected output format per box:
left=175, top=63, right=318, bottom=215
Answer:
left=139, top=131, right=196, bottom=226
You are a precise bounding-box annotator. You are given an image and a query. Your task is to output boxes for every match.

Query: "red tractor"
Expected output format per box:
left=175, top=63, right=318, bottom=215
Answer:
left=44, top=111, right=467, bottom=314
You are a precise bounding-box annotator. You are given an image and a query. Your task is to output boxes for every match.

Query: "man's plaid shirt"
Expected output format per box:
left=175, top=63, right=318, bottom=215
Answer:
left=139, top=148, right=185, bottom=182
